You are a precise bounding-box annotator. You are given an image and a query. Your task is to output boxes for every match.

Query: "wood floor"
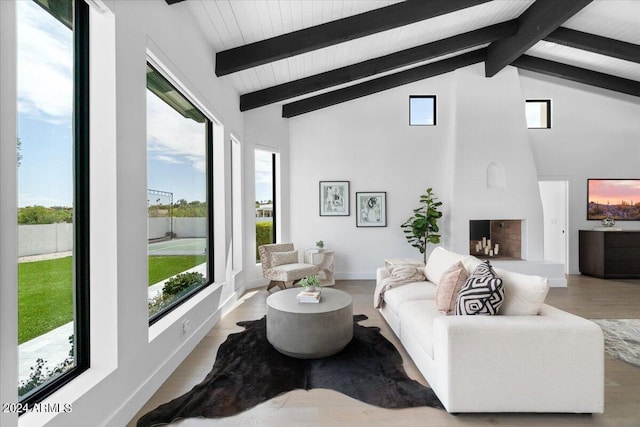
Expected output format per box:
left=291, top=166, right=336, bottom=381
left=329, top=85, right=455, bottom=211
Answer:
left=128, top=276, right=640, bottom=427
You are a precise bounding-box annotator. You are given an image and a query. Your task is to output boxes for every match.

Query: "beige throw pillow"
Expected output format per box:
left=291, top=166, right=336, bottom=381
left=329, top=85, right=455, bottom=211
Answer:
left=270, top=250, right=298, bottom=267
left=435, top=261, right=468, bottom=314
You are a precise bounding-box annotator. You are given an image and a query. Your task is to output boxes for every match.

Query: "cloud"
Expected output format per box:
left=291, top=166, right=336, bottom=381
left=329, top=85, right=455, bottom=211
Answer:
left=254, top=150, right=273, bottom=185
left=17, top=1, right=73, bottom=125
left=147, top=90, right=207, bottom=173
left=153, top=154, right=187, bottom=165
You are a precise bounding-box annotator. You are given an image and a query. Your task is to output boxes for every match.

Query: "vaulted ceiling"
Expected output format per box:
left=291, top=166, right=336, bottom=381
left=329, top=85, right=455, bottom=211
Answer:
left=166, top=0, right=640, bottom=117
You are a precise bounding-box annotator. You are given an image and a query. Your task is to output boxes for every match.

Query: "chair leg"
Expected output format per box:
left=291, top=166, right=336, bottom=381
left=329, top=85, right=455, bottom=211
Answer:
left=267, top=281, right=286, bottom=292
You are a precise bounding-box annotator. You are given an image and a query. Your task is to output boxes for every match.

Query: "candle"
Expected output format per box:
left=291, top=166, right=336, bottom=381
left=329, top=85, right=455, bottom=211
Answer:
left=482, top=237, right=487, bottom=247
left=484, top=246, right=489, bottom=255
left=495, top=247, right=499, bottom=255
left=487, top=239, right=491, bottom=247
left=489, top=249, right=494, bottom=256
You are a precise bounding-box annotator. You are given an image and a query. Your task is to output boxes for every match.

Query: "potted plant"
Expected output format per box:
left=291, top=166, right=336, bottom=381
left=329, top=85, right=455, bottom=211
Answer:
left=315, top=240, right=324, bottom=251
left=298, top=274, right=321, bottom=291
left=400, top=188, right=443, bottom=263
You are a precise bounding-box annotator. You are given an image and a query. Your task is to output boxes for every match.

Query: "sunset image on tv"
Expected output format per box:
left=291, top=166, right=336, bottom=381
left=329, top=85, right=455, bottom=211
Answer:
left=588, top=179, right=640, bottom=220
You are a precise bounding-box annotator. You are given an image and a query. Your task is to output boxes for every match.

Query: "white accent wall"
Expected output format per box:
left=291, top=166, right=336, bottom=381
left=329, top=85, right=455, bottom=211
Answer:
left=288, top=63, right=545, bottom=278
left=520, top=71, right=640, bottom=273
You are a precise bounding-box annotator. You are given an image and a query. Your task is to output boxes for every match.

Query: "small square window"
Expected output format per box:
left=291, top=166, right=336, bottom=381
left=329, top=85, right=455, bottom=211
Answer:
left=410, top=95, right=436, bottom=126
left=525, top=99, right=551, bottom=129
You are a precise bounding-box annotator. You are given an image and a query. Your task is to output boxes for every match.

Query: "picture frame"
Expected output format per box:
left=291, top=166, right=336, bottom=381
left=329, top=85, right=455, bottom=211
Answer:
left=356, top=192, right=387, bottom=227
left=319, top=181, right=350, bottom=216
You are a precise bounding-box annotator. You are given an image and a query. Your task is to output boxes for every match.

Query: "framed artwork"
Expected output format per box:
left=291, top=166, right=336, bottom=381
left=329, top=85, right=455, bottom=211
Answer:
left=319, top=181, right=350, bottom=216
left=356, top=192, right=386, bottom=227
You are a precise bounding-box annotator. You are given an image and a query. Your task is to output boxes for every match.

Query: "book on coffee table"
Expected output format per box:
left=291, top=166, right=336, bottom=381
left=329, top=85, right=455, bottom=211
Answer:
left=297, top=290, right=321, bottom=303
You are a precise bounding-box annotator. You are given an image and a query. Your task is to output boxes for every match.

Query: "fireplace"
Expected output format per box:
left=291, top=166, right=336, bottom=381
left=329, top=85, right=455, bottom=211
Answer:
left=469, top=220, right=522, bottom=260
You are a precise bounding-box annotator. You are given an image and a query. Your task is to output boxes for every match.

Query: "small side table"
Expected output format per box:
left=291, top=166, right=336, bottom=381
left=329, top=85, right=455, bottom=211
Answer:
left=304, top=249, right=335, bottom=286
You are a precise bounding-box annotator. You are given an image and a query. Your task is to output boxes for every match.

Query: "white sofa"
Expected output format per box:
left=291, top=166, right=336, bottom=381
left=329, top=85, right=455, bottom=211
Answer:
left=376, top=247, right=604, bottom=414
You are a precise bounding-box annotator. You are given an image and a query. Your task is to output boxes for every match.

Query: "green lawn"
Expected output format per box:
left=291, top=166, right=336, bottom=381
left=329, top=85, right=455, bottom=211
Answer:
left=18, top=255, right=207, bottom=344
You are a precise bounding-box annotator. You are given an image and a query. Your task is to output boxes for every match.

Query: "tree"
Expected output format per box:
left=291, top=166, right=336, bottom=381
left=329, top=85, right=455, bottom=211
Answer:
left=400, top=188, right=443, bottom=263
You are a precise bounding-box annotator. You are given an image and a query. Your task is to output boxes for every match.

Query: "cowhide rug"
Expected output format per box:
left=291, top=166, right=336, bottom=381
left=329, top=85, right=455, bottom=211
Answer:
left=137, top=314, right=443, bottom=426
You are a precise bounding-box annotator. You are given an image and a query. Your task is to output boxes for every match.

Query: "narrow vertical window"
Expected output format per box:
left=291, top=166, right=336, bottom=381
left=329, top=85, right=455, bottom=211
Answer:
left=17, top=0, right=89, bottom=405
left=526, top=99, right=551, bottom=129
left=409, top=95, right=436, bottom=126
left=146, top=64, right=212, bottom=322
left=255, top=150, right=276, bottom=262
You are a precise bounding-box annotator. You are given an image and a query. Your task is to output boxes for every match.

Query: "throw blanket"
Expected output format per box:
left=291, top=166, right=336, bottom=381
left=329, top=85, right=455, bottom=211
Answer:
left=374, top=264, right=425, bottom=308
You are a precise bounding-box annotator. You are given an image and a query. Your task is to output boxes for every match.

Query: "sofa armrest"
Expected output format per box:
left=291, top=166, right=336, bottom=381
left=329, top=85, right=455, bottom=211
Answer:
left=376, top=267, right=390, bottom=286
left=431, top=304, right=604, bottom=413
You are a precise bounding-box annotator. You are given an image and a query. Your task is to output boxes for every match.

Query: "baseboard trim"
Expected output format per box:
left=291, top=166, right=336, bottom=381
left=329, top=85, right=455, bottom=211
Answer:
left=106, top=289, right=240, bottom=426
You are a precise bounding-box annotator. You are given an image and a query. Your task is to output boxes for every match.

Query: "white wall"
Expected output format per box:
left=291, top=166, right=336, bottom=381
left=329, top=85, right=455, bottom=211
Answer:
left=1, top=2, right=19, bottom=426
left=289, top=73, right=456, bottom=277
left=243, top=104, right=290, bottom=286
left=289, top=64, right=545, bottom=277
left=520, top=71, right=640, bottom=273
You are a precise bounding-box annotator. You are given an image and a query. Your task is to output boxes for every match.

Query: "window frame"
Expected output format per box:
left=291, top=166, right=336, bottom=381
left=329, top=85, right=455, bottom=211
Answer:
left=145, top=63, right=214, bottom=326
left=525, top=99, right=552, bottom=129
left=18, top=0, right=90, bottom=409
left=409, top=95, right=437, bottom=126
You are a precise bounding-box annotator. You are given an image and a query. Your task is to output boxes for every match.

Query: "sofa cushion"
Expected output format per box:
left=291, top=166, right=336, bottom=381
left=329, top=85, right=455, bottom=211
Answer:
left=399, top=300, right=442, bottom=359
left=384, top=282, right=437, bottom=315
left=270, top=250, right=298, bottom=266
left=455, top=261, right=504, bottom=315
left=424, top=247, right=467, bottom=285
left=495, top=267, right=549, bottom=315
left=434, top=261, right=468, bottom=314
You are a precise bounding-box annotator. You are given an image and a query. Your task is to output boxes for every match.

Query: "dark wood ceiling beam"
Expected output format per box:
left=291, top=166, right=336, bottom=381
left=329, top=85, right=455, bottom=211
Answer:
left=240, top=20, right=517, bottom=111
left=165, top=0, right=185, bottom=4
left=216, top=0, right=492, bottom=76
left=485, top=0, right=592, bottom=77
left=512, top=55, right=640, bottom=98
left=282, top=49, right=486, bottom=118
left=545, top=27, right=640, bottom=64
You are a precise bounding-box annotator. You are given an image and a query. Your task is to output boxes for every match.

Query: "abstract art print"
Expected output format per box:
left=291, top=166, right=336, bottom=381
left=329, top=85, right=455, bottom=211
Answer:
left=356, top=192, right=386, bottom=227
left=319, top=181, right=349, bottom=216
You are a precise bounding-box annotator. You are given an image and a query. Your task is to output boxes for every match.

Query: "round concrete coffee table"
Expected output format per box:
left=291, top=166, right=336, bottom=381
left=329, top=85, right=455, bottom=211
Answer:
left=266, top=288, right=353, bottom=359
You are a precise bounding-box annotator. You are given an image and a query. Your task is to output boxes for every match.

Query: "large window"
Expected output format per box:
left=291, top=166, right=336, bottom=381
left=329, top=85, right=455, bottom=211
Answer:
left=16, top=0, right=89, bottom=406
left=146, top=64, right=213, bottom=323
left=255, top=150, right=277, bottom=262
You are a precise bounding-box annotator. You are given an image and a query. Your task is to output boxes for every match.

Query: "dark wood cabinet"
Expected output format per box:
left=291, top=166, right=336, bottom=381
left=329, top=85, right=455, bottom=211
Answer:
left=579, top=230, right=640, bottom=278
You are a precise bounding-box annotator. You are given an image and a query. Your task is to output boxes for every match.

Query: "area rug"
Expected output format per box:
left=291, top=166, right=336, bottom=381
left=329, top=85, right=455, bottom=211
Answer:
left=592, top=319, right=640, bottom=368
left=137, top=314, right=442, bottom=426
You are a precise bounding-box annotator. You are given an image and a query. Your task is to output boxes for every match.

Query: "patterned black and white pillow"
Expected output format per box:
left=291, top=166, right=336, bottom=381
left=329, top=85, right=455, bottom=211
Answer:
left=455, top=261, right=504, bottom=315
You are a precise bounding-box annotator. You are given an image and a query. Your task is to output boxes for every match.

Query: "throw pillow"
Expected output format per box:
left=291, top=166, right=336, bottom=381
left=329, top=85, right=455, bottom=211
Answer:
left=270, top=250, right=298, bottom=267
left=424, top=247, right=467, bottom=286
left=495, top=267, right=549, bottom=315
left=455, top=261, right=505, bottom=315
left=434, top=261, right=468, bottom=315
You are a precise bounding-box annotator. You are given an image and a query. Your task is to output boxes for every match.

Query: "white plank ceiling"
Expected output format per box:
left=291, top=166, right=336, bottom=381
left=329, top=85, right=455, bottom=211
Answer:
left=180, top=0, right=640, bottom=100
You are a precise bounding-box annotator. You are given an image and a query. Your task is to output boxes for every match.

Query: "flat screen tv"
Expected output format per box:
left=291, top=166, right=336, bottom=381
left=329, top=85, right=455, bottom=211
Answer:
left=587, top=179, right=640, bottom=220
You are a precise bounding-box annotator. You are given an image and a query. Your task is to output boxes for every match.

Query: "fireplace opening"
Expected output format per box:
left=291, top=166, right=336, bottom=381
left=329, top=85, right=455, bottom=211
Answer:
left=469, top=220, right=522, bottom=260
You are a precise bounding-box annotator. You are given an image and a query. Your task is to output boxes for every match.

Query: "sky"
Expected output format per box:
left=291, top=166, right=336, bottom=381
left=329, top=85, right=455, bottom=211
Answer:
left=17, top=0, right=74, bottom=207
left=255, top=150, right=273, bottom=203
left=17, top=1, right=207, bottom=208
left=589, top=180, right=640, bottom=205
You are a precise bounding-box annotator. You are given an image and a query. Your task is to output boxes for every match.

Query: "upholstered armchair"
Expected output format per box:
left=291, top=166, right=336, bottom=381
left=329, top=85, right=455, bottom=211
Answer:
left=259, top=243, right=319, bottom=291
